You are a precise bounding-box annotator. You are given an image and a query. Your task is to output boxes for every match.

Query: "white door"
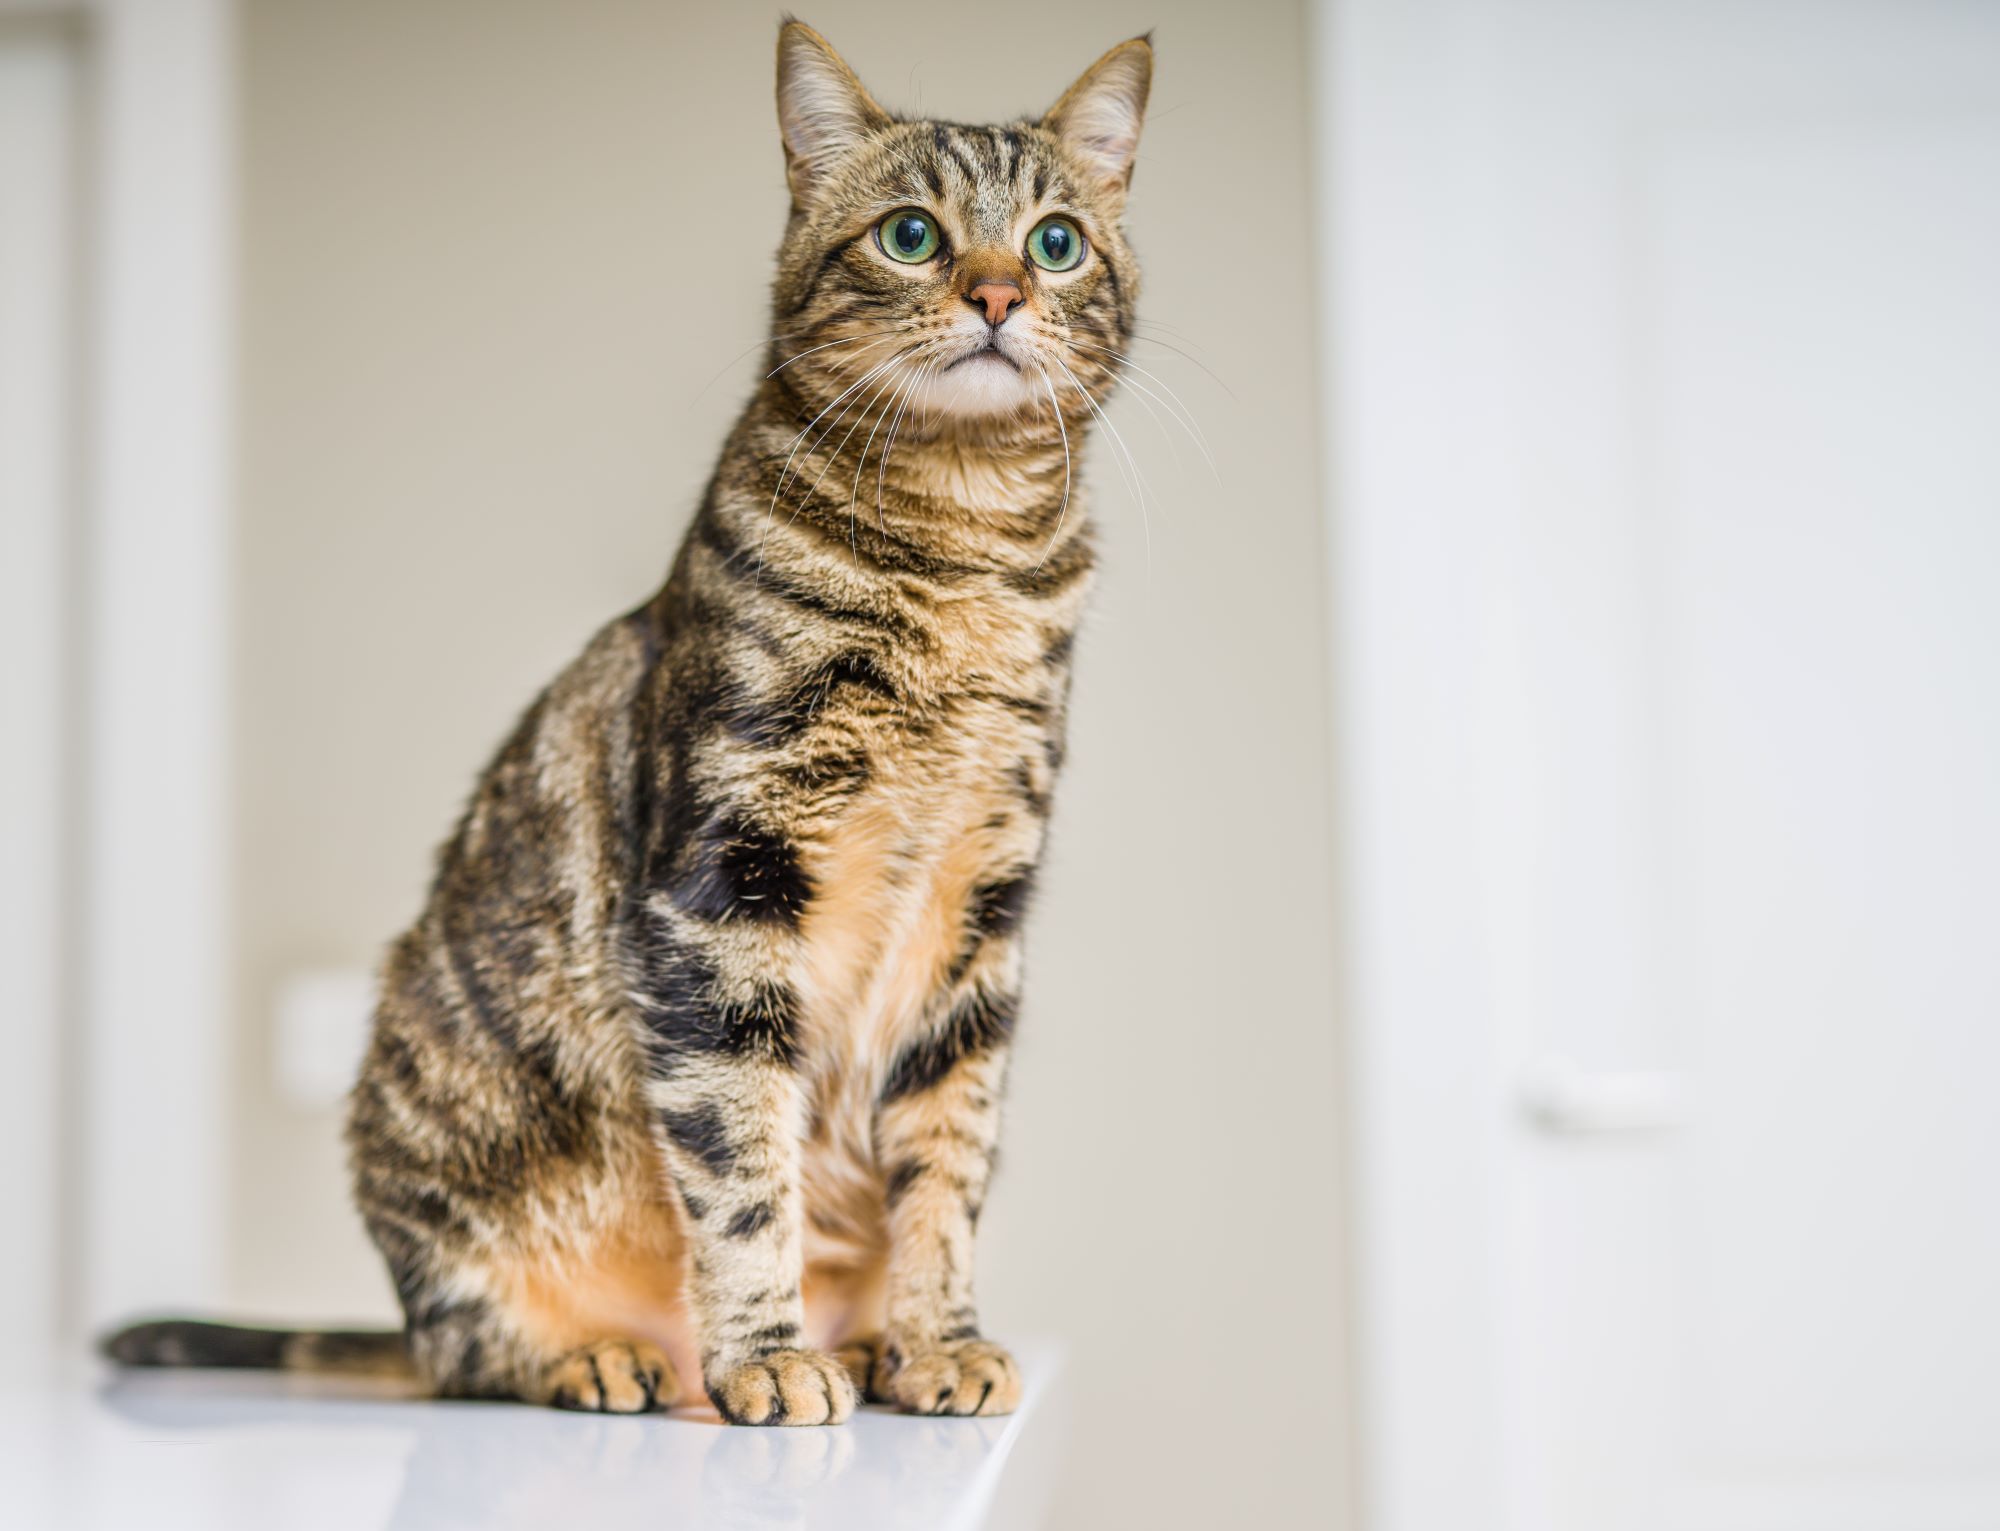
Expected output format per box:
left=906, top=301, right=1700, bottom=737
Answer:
left=1318, top=3, right=2000, bottom=1529
left=0, top=0, right=233, bottom=1348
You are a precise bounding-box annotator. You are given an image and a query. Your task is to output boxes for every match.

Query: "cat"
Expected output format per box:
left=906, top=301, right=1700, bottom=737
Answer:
left=105, top=19, right=1149, bottom=1426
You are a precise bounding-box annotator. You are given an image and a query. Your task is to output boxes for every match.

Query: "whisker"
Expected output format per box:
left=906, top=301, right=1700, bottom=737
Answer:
left=1054, top=353, right=1153, bottom=578
left=1129, top=317, right=1212, bottom=350
left=1033, top=365, right=1073, bottom=573
left=777, top=346, right=911, bottom=490
left=758, top=346, right=917, bottom=573
left=808, top=334, right=905, bottom=387
left=1106, top=370, right=1190, bottom=477
left=797, top=350, right=921, bottom=548
left=850, top=345, right=934, bottom=546
left=784, top=355, right=909, bottom=522
left=1125, top=331, right=1237, bottom=398
left=1121, top=322, right=1238, bottom=399
left=695, top=324, right=883, bottom=399
left=877, top=353, right=938, bottom=531
left=1031, top=329, right=1188, bottom=477
left=766, top=328, right=903, bottom=379
left=1063, top=338, right=1218, bottom=476
left=1092, top=365, right=1208, bottom=482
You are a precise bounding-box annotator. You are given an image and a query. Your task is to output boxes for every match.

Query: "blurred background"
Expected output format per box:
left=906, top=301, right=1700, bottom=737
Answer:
left=3, top=1, right=1997, bottom=1529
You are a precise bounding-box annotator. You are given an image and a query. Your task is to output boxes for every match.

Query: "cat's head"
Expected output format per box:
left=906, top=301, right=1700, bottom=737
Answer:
left=768, top=21, right=1150, bottom=428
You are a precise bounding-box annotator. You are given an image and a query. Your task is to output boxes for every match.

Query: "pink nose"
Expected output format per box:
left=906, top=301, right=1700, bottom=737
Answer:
left=966, top=281, right=1024, bottom=327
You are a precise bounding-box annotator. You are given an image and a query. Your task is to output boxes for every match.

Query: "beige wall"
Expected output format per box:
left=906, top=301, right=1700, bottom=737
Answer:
left=234, top=1, right=1347, bottom=1524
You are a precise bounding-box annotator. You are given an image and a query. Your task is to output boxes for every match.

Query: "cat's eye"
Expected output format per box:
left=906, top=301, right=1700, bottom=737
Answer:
left=1026, top=216, right=1085, bottom=272
left=878, top=210, right=941, bottom=264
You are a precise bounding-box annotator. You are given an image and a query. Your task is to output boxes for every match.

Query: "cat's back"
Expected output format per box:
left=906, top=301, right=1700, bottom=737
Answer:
left=348, top=604, right=668, bottom=1198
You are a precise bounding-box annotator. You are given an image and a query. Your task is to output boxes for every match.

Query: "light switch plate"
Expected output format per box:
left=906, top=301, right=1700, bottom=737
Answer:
left=273, top=968, right=376, bottom=1108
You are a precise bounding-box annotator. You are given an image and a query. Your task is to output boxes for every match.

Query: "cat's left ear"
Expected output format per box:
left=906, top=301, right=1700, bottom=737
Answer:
left=1042, top=35, right=1153, bottom=196
left=776, top=21, right=891, bottom=205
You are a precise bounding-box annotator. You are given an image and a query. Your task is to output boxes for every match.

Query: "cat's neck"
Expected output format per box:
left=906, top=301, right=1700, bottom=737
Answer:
left=736, top=375, right=1086, bottom=575
left=888, top=427, right=1074, bottom=518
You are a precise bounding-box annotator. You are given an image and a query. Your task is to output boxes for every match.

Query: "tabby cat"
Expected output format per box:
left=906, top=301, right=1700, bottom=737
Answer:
left=106, top=20, right=1149, bottom=1426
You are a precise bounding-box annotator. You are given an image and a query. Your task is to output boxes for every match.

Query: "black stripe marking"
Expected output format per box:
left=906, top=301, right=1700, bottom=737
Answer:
left=880, top=989, right=1018, bottom=1103
left=639, top=935, right=803, bottom=1069
left=1011, top=758, right=1051, bottom=816
left=792, top=242, right=857, bottom=316
left=671, top=813, right=812, bottom=926
left=442, top=926, right=518, bottom=1051
left=722, top=650, right=899, bottom=748
left=969, top=870, right=1036, bottom=939
left=945, top=133, right=982, bottom=183
left=745, top=1321, right=800, bottom=1353
left=1004, top=535, right=1094, bottom=597
left=883, top=1159, right=925, bottom=1208
left=660, top=1102, right=738, bottom=1178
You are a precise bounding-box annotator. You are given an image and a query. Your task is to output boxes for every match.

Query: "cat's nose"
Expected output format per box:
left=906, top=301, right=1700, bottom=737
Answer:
left=965, top=280, right=1024, bottom=327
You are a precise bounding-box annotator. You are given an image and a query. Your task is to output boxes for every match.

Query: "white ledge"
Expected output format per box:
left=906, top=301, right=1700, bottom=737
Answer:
left=1, top=1343, right=1064, bottom=1530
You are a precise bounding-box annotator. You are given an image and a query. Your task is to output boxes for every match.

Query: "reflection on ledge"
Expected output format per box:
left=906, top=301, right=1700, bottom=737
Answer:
left=4, top=1344, right=1060, bottom=1531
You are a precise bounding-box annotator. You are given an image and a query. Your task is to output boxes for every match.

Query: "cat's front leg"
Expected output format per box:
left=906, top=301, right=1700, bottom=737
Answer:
left=867, top=956, right=1023, bottom=1417
left=634, top=903, right=856, bottom=1427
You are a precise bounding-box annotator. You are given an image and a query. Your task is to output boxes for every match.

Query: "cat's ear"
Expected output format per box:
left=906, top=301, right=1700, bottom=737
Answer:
left=1042, top=36, right=1153, bottom=195
left=776, top=21, right=890, bottom=204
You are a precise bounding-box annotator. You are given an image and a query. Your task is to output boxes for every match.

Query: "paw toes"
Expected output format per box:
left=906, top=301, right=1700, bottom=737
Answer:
left=544, top=1340, right=676, bottom=1414
left=709, top=1349, right=857, bottom=1427
left=883, top=1340, right=1021, bottom=1417
left=831, top=1335, right=881, bottom=1396
left=717, top=1364, right=780, bottom=1424
left=897, top=1354, right=960, bottom=1414
left=959, top=1348, right=1020, bottom=1416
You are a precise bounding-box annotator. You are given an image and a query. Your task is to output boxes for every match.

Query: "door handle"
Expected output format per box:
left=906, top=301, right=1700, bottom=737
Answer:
left=1519, top=1053, right=1689, bottom=1136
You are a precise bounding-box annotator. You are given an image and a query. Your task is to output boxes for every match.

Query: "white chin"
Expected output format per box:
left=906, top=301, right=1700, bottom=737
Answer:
left=919, top=353, right=1039, bottom=418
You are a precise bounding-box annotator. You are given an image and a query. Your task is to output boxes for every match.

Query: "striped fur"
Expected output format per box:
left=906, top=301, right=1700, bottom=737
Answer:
left=105, top=21, right=1149, bottom=1426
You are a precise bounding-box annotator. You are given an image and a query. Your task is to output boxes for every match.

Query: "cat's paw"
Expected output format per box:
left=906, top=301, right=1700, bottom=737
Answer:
left=831, top=1333, right=884, bottom=1393
left=876, top=1338, right=1021, bottom=1417
left=708, top=1348, right=858, bottom=1426
left=544, top=1339, right=678, bottom=1413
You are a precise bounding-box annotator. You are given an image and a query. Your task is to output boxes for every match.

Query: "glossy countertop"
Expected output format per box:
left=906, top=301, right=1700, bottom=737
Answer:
left=0, top=1345, right=1064, bottom=1531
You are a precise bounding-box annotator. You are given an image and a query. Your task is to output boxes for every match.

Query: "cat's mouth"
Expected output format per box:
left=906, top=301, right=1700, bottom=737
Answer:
left=925, top=332, right=1043, bottom=417
left=944, top=338, right=1023, bottom=374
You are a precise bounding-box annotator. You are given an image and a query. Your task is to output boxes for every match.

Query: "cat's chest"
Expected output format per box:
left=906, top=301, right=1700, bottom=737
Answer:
left=789, top=676, right=1049, bottom=1042
left=787, top=708, right=1041, bottom=1274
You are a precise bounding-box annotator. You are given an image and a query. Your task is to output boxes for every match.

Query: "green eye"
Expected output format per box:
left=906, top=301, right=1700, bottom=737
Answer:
left=878, top=210, right=940, bottom=264
left=1027, top=216, right=1085, bottom=272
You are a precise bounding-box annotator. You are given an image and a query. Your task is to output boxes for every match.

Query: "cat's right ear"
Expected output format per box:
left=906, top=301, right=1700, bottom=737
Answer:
left=1042, top=35, right=1153, bottom=196
left=776, top=21, right=890, bottom=206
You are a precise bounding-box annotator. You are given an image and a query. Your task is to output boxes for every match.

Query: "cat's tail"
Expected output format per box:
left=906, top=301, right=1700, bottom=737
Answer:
left=100, top=1318, right=415, bottom=1380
